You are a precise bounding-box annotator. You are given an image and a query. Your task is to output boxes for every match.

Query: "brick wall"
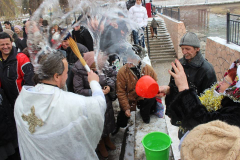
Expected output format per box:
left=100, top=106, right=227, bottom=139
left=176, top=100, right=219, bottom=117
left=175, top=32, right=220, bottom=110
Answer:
left=205, top=37, right=240, bottom=80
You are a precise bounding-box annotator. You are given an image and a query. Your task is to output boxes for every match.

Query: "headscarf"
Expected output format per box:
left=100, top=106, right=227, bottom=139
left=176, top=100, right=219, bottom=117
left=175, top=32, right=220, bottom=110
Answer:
left=225, top=59, right=240, bottom=103
left=14, top=25, right=23, bottom=31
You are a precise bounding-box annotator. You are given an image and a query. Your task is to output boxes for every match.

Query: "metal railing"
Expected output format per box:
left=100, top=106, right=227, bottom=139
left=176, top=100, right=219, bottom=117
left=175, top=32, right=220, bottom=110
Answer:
left=163, top=7, right=180, bottom=21
left=227, top=11, right=240, bottom=46
left=156, top=6, right=180, bottom=21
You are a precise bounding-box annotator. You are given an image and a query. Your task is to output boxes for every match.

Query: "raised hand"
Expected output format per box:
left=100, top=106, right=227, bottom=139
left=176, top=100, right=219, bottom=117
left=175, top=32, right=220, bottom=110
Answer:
left=168, top=59, right=189, bottom=92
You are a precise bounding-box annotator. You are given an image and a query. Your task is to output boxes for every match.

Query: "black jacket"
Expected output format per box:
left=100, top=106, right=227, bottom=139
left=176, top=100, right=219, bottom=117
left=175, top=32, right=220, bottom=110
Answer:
left=169, top=88, right=240, bottom=138
left=15, top=38, right=27, bottom=52
left=60, top=43, right=89, bottom=65
left=72, top=26, right=94, bottom=51
left=0, top=88, right=17, bottom=146
left=165, top=51, right=217, bottom=116
left=0, top=47, right=34, bottom=108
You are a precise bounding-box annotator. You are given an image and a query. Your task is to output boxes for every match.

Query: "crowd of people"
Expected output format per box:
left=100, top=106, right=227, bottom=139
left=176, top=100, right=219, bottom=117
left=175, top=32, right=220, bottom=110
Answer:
left=0, top=0, right=240, bottom=160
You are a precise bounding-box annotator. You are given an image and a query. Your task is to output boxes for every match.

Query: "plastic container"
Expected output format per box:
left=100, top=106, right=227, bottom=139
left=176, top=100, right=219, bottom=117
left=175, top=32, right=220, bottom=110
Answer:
left=142, top=132, right=172, bottom=160
left=135, top=75, right=159, bottom=98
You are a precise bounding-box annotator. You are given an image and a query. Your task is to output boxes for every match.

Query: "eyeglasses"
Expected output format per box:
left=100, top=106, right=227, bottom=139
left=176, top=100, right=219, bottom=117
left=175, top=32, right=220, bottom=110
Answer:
left=221, top=77, right=232, bottom=85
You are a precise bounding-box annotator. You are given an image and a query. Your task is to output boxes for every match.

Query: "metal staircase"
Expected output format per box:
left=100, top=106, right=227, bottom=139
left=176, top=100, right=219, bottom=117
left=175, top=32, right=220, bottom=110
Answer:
left=145, top=19, right=176, bottom=62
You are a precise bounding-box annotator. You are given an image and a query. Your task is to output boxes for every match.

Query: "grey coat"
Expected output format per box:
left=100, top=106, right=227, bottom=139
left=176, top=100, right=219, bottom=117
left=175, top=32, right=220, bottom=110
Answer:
left=150, top=18, right=159, bottom=28
left=72, top=61, right=117, bottom=137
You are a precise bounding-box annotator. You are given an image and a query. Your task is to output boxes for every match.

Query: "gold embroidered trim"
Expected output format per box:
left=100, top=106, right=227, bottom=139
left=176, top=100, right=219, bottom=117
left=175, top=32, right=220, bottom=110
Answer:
left=22, top=106, right=44, bottom=134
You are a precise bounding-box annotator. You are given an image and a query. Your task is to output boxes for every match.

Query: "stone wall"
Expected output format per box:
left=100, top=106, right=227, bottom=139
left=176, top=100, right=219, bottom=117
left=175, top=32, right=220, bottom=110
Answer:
left=158, top=14, right=186, bottom=59
left=205, top=37, right=240, bottom=81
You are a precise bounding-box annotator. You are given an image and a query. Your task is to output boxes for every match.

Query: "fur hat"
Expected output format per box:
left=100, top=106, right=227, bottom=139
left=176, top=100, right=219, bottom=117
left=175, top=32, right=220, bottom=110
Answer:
left=181, top=120, right=240, bottom=160
left=3, top=29, right=14, bottom=37
left=179, top=32, right=200, bottom=48
left=83, top=51, right=95, bottom=67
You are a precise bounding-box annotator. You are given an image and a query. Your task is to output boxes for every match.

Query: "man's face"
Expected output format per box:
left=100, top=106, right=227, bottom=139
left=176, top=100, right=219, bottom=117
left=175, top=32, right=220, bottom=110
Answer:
left=61, top=40, right=69, bottom=50
left=4, top=24, right=11, bottom=29
left=136, top=0, right=142, bottom=5
left=181, top=46, right=199, bottom=61
left=0, top=38, right=12, bottom=59
left=59, top=58, right=68, bottom=90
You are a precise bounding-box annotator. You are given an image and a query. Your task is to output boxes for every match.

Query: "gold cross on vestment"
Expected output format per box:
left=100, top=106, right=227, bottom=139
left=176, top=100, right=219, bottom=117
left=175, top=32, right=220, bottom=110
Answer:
left=22, top=106, right=44, bottom=134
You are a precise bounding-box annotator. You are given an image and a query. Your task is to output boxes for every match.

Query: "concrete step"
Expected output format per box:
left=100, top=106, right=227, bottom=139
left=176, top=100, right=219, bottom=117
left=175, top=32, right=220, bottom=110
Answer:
left=145, top=34, right=170, bottom=37
left=147, top=27, right=167, bottom=30
left=146, top=31, right=167, bottom=34
left=149, top=46, right=174, bottom=50
left=150, top=54, right=176, bottom=59
left=150, top=49, right=175, bottom=53
left=150, top=51, right=176, bottom=56
left=150, top=57, right=176, bottom=62
left=148, top=26, right=166, bottom=30
left=148, top=39, right=172, bottom=43
left=148, top=39, right=172, bottom=42
left=148, top=46, right=175, bottom=50
left=149, top=41, right=172, bottom=44
left=148, top=43, right=173, bottom=47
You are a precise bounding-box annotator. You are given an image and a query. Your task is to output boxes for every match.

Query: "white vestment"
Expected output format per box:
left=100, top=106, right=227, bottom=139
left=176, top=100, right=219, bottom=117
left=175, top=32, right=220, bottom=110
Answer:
left=14, top=81, right=106, bottom=160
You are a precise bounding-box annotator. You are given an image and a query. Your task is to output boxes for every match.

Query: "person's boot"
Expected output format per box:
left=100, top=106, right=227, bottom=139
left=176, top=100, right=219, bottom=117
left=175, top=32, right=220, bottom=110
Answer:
left=97, top=139, right=108, bottom=158
left=104, top=135, right=116, bottom=150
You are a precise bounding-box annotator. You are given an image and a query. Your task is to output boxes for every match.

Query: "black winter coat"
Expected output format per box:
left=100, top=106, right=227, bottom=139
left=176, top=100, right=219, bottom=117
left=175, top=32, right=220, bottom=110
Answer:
left=0, top=47, right=34, bottom=108
left=72, top=61, right=117, bottom=136
left=60, top=43, right=89, bottom=65
left=72, top=26, right=94, bottom=51
left=0, top=88, right=17, bottom=146
left=165, top=52, right=217, bottom=116
left=169, top=88, right=240, bottom=138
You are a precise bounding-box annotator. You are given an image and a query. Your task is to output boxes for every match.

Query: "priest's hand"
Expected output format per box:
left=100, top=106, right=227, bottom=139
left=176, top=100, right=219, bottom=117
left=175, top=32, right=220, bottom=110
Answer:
left=168, top=59, right=189, bottom=92
left=88, top=70, right=99, bottom=83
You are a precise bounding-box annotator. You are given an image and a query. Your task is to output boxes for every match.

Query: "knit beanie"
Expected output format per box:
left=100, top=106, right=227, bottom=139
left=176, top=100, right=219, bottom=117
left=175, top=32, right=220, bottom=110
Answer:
left=83, top=51, right=95, bottom=67
left=14, top=25, right=23, bottom=31
left=181, top=120, right=240, bottom=160
left=3, top=29, right=14, bottom=37
left=179, top=32, right=200, bottom=48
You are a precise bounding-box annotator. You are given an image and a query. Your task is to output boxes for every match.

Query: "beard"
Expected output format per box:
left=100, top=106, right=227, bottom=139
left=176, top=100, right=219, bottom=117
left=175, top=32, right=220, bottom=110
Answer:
left=60, top=83, right=67, bottom=91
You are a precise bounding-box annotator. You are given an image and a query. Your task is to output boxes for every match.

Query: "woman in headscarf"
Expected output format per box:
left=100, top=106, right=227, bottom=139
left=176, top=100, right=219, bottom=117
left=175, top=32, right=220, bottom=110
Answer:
left=72, top=51, right=117, bottom=158
left=165, top=59, right=240, bottom=139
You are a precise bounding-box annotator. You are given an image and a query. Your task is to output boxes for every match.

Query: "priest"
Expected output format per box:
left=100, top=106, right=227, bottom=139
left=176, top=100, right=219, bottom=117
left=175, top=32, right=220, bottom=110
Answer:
left=14, top=50, right=106, bottom=159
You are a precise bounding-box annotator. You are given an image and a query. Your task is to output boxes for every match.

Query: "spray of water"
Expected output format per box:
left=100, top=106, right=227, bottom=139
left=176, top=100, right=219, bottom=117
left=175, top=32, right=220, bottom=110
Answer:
left=27, top=0, right=143, bottom=75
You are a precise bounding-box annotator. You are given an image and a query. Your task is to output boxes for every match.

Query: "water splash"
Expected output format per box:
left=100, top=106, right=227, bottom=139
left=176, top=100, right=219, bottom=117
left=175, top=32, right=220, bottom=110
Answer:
left=27, top=0, right=142, bottom=75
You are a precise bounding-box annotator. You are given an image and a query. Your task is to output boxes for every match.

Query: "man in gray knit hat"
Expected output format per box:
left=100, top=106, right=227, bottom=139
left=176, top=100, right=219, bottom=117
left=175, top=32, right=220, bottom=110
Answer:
left=158, top=32, right=217, bottom=139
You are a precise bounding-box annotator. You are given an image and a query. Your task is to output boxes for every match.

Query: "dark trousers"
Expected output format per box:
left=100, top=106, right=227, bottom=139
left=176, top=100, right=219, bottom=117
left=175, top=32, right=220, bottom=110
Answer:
left=153, top=28, right=157, bottom=35
left=116, top=98, right=156, bottom=127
